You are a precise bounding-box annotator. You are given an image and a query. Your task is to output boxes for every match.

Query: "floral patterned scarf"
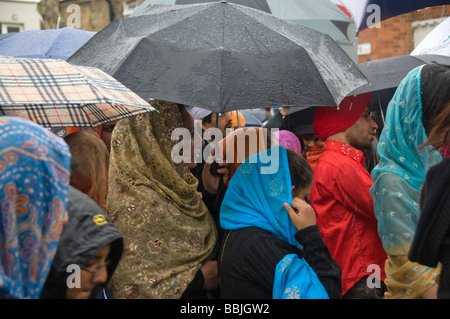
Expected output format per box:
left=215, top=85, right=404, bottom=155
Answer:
left=0, top=117, right=71, bottom=299
left=106, top=100, right=217, bottom=299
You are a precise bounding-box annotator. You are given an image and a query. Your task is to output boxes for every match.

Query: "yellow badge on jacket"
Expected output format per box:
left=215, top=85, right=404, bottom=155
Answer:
left=93, top=214, right=108, bottom=226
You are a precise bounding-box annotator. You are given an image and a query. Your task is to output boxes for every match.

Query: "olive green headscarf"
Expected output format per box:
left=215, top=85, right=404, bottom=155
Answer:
left=107, top=100, right=217, bottom=299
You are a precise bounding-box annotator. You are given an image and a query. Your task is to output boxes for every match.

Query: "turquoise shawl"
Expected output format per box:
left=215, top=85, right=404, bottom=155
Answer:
left=370, top=65, right=443, bottom=255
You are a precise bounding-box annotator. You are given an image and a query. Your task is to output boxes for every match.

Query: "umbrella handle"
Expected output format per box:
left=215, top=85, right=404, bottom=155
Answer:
left=376, top=92, right=385, bottom=127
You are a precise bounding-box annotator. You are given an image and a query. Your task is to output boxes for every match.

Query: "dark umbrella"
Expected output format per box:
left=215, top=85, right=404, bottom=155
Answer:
left=282, top=106, right=316, bottom=135
left=133, top=0, right=358, bottom=63
left=132, top=0, right=355, bottom=43
left=350, top=54, right=450, bottom=113
left=68, top=2, right=367, bottom=113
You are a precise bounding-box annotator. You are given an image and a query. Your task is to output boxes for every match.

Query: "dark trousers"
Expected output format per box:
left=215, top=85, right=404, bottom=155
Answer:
left=343, top=276, right=386, bottom=299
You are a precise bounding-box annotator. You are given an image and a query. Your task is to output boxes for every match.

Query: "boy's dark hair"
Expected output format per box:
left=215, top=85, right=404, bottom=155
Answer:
left=202, top=112, right=214, bottom=124
left=421, top=64, right=450, bottom=136
left=286, top=148, right=313, bottom=198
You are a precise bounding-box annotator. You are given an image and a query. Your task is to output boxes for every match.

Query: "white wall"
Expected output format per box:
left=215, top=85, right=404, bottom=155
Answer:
left=0, top=0, right=41, bottom=33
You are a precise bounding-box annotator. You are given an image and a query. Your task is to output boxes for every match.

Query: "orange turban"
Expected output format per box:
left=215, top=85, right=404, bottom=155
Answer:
left=231, top=110, right=245, bottom=127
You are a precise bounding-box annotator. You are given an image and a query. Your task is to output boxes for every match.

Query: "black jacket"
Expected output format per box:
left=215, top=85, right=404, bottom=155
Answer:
left=218, top=225, right=342, bottom=299
left=409, top=158, right=450, bottom=299
left=40, top=186, right=123, bottom=299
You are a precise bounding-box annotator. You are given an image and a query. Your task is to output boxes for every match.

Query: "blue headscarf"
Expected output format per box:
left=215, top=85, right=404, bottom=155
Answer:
left=370, top=65, right=443, bottom=255
left=220, top=146, right=328, bottom=299
left=0, top=117, right=71, bottom=299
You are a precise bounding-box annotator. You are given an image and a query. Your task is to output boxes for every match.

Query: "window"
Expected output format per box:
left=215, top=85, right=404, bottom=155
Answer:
left=1, top=23, right=23, bottom=34
left=123, top=0, right=139, bottom=17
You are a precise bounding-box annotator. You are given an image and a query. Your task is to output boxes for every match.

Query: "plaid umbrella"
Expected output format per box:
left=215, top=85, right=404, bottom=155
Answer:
left=0, top=55, right=156, bottom=128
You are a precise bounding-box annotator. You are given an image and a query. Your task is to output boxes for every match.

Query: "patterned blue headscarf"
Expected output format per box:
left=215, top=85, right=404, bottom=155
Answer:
left=370, top=65, right=443, bottom=255
left=0, top=117, right=71, bottom=299
left=220, top=146, right=328, bottom=299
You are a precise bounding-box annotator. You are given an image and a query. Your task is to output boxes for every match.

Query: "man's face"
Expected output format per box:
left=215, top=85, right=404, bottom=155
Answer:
left=66, top=244, right=111, bottom=299
left=202, top=112, right=233, bottom=138
left=345, top=108, right=378, bottom=150
left=299, top=134, right=316, bottom=157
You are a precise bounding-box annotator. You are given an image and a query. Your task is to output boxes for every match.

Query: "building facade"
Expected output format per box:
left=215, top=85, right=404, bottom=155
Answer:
left=0, top=0, right=41, bottom=32
left=357, top=5, right=450, bottom=62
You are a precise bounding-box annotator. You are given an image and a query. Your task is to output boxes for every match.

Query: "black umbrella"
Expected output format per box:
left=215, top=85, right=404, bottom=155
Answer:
left=131, top=0, right=355, bottom=43
left=68, top=2, right=367, bottom=113
left=350, top=54, right=450, bottom=113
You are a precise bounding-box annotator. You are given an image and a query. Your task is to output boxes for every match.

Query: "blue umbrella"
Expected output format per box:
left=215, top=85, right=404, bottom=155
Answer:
left=0, top=27, right=96, bottom=60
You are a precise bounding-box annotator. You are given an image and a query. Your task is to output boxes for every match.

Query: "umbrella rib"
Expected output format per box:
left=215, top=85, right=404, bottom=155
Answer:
left=42, top=29, right=59, bottom=59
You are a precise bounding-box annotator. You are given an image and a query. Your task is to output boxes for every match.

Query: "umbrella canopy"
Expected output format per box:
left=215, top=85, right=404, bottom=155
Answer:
left=411, top=17, right=450, bottom=57
left=0, top=33, right=14, bottom=41
left=286, top=54, right=450, bottom=115
left=132, top=0, right=355, bottom=43
left=339, top=0, right=449, bottom=32
left=351, top=54, right=450, bottom=112
left=0, top=55, right=156, bottom=128
left=0, top=27, right=96, bottom=61
left=132, top=0, right=271, bottom=14
left=132, top=0, right=358, bottom=62
left=133, top=0, right=358, bottom=62
left=69, top=2, right=367, bottom=113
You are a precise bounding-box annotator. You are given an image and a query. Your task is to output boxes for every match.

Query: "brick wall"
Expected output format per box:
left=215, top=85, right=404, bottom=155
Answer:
left=357, top=5, right=450, bottom=62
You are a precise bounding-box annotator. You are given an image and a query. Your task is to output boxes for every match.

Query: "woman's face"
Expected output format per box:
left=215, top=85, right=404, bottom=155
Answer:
left=292, top=183, right=312, bottom=202
left=66, top=244, right=111, bottom=299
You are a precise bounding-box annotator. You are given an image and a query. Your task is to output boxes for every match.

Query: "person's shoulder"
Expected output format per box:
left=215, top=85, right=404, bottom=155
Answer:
left=223, top=227, right=299, bottom=272
left=372, top=171, right=406, bottom=187
left=314, top=152, right=347, bottom=179
left=229, top=227, right=294, bottom=254
left=230, top=226, right=276, bottom=243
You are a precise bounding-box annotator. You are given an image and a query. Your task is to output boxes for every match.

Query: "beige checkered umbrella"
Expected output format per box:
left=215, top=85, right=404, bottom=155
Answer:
left=0, top=55, right=156, bottom=128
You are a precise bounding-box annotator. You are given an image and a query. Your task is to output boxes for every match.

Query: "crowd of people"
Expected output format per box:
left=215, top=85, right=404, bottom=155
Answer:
left=0, top=64, right=449, bottom=299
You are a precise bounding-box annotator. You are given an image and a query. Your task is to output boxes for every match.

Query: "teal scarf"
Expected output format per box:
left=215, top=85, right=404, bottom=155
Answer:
left=370, top=65, right=442, bottom=255
left=220, top=146, right=328, bottom=299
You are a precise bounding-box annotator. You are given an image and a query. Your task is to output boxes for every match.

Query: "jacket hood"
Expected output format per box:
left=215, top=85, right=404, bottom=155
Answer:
left=40, top=186, right=123, bottom=298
